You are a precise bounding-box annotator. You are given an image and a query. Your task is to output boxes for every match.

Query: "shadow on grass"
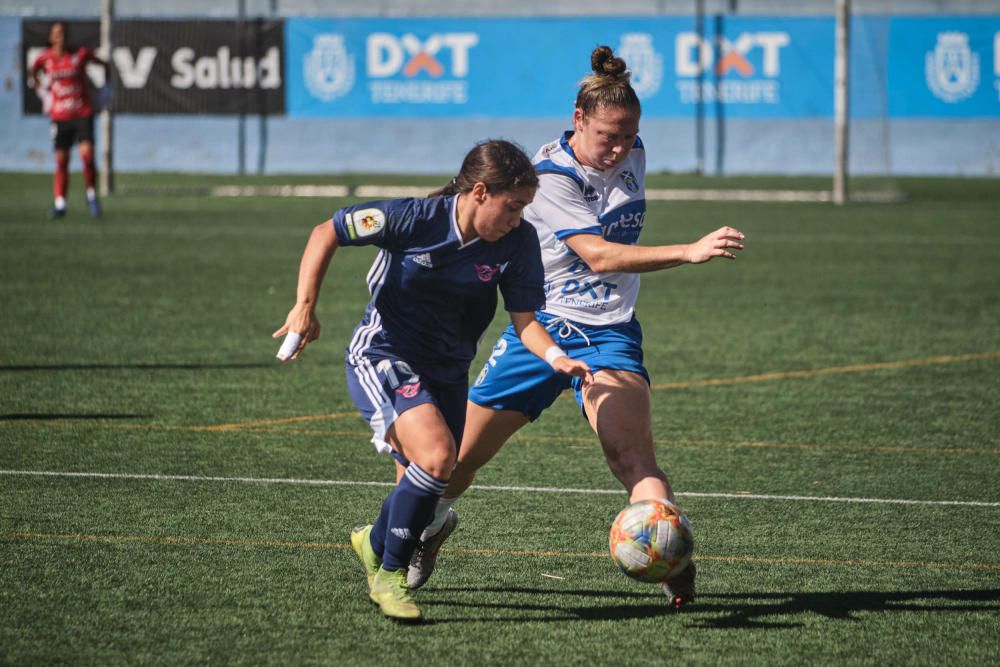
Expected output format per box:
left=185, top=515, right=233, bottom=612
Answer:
left=421, top=587, right=1000, bottom=628
left=0, top=363, right=271, bottom=372
left=691, top=589, right=1000, bottom=629
left=0, top=413, right=150, bottom=421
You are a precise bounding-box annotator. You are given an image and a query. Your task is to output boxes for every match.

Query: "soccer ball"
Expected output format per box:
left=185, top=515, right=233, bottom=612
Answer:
left=609, top=499, right=694, bottom=583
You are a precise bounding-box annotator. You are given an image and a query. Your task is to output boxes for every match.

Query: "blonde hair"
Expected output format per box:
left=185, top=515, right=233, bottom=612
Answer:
left=575, top=45, right=641, bottom=117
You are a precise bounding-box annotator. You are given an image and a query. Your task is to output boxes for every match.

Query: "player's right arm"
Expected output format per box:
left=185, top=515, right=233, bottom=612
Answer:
left=273, top=219, right=339, bottom=360
left=27, top=52, right=45, bottom=90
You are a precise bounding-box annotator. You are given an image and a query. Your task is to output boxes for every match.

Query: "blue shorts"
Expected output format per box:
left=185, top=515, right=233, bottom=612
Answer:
left=345, top=352, right=468, bottom=465
left=469, top=312, right=649, bottom=421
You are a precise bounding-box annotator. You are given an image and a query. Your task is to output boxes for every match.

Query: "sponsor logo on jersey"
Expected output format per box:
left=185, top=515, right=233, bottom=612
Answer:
left=674, top=31, right=789, bottom=105
left=926, top=32, right=979, bottom=103
left=602, top=209, right=646, bottom=244
left=617, top=33, right=662, bottom=99
left=304, top=34, right=355, bottom=101
left=474, top=263, right=501, bottom=282
left=583, top=184, right=599, bottom=202
left=412, top=253, right=433, bottom=268
left=620, top=170, right=639, bottom=193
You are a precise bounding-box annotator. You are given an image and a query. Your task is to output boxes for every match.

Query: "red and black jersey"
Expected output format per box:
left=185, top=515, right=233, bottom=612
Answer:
left=32, top=47, right=96, bottom=122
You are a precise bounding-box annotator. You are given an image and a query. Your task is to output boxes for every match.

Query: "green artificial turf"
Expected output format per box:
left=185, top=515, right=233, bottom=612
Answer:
left=1, top=171, right=998, bottom=665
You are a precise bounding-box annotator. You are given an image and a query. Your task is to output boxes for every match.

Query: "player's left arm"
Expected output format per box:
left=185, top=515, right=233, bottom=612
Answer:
left=509, top=311, right=593, bottom=385
left=565, top=226, right=745, bottom=275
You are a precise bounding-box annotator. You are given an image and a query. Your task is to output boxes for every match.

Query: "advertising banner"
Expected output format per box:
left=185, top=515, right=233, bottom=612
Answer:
left=286, top=16, right=835, bottom=119
left=888, top=16, right=1000, bottom=117
left=285, top=15, right=1000, bottom=119
left=22, top=16, right=999, bottom=119
left=23, top=19, right=285, bottom=115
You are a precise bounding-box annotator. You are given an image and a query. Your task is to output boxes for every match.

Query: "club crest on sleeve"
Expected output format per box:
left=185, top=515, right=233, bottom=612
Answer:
left=353, top=208, right=386, bottom=238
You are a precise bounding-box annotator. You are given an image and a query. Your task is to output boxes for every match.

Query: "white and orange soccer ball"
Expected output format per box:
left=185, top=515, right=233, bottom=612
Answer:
left=609, top=499, right=694, bottom=583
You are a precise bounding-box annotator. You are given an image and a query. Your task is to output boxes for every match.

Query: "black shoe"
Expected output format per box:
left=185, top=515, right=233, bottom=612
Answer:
left=48, top=207, right=66, bottom=219
left=662, top=560, right=696, bottom=608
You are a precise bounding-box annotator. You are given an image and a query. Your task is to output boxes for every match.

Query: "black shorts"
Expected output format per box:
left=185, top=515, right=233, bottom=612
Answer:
left=51, top=116, right=95, bottom=151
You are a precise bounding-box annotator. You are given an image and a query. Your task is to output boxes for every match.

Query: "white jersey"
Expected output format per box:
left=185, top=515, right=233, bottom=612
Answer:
left=525, top=132, right=646, bottom=326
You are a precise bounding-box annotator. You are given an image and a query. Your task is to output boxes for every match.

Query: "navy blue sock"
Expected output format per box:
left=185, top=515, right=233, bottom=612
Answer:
left=369, top=489, right=395, bottom=559
left=382, top=463, right=447, bottom=571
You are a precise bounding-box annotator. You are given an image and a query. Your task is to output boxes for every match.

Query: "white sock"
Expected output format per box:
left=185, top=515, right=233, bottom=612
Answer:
left=55, top=196, right=66, bottom=210
left=419, top=496, right=457, bottom=541
left=86, top=187, right=96, bottom=201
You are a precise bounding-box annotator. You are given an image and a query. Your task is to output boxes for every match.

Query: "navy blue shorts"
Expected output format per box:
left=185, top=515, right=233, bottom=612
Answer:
left=345, top=352, right=468, bottom=465
left=469, top=311, right=649, bottom=421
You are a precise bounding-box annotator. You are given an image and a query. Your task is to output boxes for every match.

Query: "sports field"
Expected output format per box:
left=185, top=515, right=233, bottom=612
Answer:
left=1, top=172, right=998, bottom=665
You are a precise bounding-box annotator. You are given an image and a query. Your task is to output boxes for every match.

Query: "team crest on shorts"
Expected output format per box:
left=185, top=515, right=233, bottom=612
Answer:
left=396, top=382, right=421, bottom=398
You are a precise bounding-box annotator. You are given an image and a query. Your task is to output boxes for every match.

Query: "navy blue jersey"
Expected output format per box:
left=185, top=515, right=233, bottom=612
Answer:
left=333, top=195, right=546, bottom=384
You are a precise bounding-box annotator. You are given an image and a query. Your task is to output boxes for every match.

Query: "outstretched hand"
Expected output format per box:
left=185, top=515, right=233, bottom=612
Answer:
left=684, top=226, right=745, bottom=264
left=552, top=356, right=595, bottom=387
left=272, top=303, right=321, bottom=361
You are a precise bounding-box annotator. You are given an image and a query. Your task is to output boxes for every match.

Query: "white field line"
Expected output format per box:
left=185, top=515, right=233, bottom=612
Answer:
left=210, top=185, right=350, bottom=197
left=352, top=185, right=436, bottom=198
left=199, top=184, right=904, bottom=204
left=2, top=469, right=998, bottom=508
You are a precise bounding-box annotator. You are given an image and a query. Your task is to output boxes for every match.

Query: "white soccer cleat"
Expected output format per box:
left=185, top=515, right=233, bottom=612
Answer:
left=407, top=507, right=458, bottom=590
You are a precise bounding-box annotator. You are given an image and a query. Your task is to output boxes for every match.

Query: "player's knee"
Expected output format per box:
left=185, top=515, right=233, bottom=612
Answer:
left=416, top=442, right=456, bottom=480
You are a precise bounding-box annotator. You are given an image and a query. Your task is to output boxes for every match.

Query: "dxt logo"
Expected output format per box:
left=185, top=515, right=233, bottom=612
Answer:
left=367, top=33, right=479, bottom=78
left=675, top=32, right=790, bottom=78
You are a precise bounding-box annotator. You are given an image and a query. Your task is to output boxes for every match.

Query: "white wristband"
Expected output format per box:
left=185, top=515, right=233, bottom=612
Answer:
left=544, top=345, right=568, bottom=367
left=276, top=331, right=303, bottom=361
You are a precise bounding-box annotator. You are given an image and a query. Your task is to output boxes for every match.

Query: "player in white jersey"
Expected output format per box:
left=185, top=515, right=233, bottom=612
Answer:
left=409, top=46, right=746, bottom=607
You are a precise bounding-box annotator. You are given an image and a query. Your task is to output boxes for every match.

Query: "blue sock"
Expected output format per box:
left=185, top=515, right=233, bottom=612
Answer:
left=369, top=489, right=395, bottom=559
left=381, top=463, right=447, bottom=571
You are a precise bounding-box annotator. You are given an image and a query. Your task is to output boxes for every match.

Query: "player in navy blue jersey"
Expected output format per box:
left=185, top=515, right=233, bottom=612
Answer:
left=273, top=139, right=593, bottom=622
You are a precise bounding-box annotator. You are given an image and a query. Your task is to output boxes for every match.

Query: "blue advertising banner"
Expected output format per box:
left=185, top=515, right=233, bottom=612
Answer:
left=888, top=17, right=1000, bottom=118
left=285, top=16, right=1000, bottom=119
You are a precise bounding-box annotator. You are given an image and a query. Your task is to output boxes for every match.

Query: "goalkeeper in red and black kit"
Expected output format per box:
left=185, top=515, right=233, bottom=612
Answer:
left=28, top=21, right=108, bottom=219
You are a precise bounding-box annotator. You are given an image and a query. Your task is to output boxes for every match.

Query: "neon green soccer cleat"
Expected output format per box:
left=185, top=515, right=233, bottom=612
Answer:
left=350, top=524, right=382, bottom=590
left=369, top=567, right=422, bottom=622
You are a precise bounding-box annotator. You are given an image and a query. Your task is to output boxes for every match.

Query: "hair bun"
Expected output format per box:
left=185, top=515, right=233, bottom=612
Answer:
left=591, top=45, right=627, bottom=78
